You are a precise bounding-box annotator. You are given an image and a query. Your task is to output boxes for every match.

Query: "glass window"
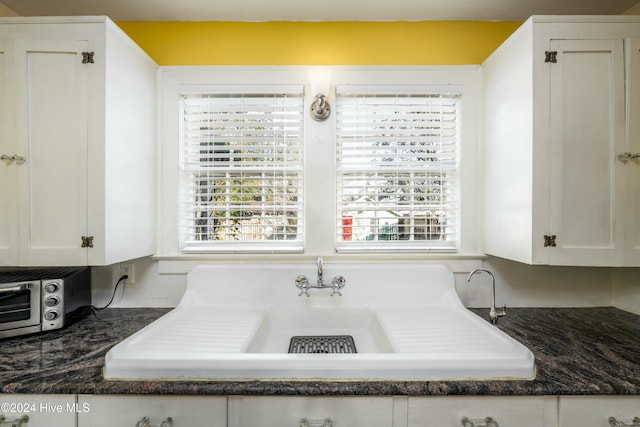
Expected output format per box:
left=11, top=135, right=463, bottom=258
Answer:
left=335, top=88, right=460, bottom=251
left=179, top=91, right=304, bottom=252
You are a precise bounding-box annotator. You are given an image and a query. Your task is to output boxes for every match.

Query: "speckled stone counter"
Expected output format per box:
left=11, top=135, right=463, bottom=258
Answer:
left=0, top=307, right=638, bottom=396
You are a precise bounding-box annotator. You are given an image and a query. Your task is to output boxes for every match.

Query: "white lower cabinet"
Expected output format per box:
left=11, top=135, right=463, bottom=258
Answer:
left=408, top=396, right=558, bottom=427
left=0, top=394, right=76, bottom=427
left=77, top=395, right=227, bottom=427
left=5, top=395, right=640, bottom=427
left=228, top=396, right=402, bottom=427
left=558, top=396, right=640, bottom=427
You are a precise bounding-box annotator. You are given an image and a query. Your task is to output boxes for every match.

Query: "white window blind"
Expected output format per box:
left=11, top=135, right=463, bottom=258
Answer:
left=179, top=90, right=304, bottom=252
left=336, top=87, right=460, bottom=251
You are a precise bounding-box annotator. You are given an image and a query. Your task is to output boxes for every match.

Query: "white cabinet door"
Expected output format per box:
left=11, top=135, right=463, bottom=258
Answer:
left=14, top=39, right=89, bottom=266
left=547, top=38, right=626, bottom=266
left=0, top=39, right=17, bottom=265
left=228, top=396, right=397, bottom=427
left=0, top=394, right=76, bottom=427
left=77, top=395, right=227, bottom=427
left=558, top=396, right=640, bottom=427
left=625, top=38, right=640, bottom=266
left=408, top=396, right=558, bottom=427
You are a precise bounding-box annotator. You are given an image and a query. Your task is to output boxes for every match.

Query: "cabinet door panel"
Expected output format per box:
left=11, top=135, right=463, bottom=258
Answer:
left=78, top=395, right=227, bottom=427
left=0, top=40, right=17, bottom=265
left=548, top=39, right=625, bottom=265
left=408, top=396, right=557, bottom=427
left=559, top=396, right=640, bottom=427
left=0, top=394, right=76, bottom=427
left=15, top=40, right=88, bottom=265
left=229, top=396, right=395, bottom=427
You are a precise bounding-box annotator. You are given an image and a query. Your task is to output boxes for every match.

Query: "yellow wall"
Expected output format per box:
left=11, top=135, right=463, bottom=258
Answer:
left=116, top=21, right=521, bottom=66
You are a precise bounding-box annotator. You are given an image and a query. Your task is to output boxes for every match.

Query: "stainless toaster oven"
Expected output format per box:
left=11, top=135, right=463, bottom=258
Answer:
left=0, top=267, right=91, bottom=339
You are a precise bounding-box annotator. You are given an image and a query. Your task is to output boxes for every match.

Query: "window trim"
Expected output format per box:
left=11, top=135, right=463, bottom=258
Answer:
left=157, top=66, right=483, bottom=262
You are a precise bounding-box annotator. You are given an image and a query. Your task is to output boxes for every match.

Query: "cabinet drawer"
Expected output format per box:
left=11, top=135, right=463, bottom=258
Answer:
left=78, top=395, right=226, bottom=427
left=0, top=394, right=75, bottom=427
left=408, top=396, right=557, bottom=427
left=229, top=396, right=396, bottom=427
left=559, top=396, right=640, bottom=427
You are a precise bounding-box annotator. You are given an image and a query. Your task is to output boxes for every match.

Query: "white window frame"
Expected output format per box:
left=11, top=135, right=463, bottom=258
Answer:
left=157, top=67, right=482, bottom=267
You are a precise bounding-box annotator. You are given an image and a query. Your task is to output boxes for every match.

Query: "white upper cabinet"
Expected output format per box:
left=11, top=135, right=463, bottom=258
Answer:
left=482, top=16, right=640, bottom=266
left=0, top=17, right=157, bottom=266
left=626, top=39, right=640, bottom=264
left=0, top=39, right=15, bottom=265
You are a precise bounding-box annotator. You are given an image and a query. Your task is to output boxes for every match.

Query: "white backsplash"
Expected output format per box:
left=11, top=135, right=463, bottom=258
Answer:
left=91, top=256, right=639, bottom=315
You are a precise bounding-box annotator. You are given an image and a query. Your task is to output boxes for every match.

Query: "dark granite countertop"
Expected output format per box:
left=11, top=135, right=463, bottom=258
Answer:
left=0, top=307, right=638, bottom=396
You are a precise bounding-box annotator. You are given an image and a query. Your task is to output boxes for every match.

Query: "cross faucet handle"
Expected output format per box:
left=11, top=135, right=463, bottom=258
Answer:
left=330, top=275, right=346, bottom=296
left=295, top=275, right=310, bottom=297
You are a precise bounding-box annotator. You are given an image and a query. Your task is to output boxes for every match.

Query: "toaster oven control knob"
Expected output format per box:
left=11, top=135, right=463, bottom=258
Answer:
left=44, top=310, right=60, bottom=321
left=44, top=296, right=60, bottom=307
left=44, top=282, right=60, bottom=294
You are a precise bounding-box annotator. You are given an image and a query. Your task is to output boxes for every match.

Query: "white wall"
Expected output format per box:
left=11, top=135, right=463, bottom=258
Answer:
left=612, top=268, right=640, bottom=314
left=92, top=256, right=637, bottom=313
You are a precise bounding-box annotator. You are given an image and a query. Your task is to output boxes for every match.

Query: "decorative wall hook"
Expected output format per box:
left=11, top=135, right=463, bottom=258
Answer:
left=310, top=94, right=331, bottom=121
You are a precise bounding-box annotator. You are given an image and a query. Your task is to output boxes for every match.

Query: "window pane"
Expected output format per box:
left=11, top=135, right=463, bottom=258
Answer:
left=336, top=91, right=460, bottom=251
left=179, top=92, right=304, bottom=252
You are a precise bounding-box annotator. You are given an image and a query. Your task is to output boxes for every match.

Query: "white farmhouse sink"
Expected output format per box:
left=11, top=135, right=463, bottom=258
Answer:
left=104, top=263, right=535, bottom=380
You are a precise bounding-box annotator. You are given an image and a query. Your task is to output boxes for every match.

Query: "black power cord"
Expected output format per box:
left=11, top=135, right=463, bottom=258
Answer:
left=91, top=274, right=128, bottom=311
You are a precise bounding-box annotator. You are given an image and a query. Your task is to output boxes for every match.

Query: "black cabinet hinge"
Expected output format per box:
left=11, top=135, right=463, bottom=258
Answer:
left=545, top=51, right=558, bottom=63
left=544, top=235, right=557, bottom=247
left=82, top=52, right=95, bottom=64
left=81, top=236, right=94, bottom=248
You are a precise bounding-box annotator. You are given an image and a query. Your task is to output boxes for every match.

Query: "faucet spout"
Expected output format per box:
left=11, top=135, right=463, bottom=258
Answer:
left=295, top=257, right=346, bottom=297
left=467, top=268, right=507, bottom=326
left=317, top=256, right=323, bottom=286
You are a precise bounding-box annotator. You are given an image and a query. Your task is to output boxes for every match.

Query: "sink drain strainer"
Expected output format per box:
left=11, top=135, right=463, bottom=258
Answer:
left=288, top=335, right=357, bottom=354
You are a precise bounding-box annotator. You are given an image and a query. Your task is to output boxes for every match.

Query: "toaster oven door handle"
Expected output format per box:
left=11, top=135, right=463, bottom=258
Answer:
left=0, top=284, right=30, bottom=293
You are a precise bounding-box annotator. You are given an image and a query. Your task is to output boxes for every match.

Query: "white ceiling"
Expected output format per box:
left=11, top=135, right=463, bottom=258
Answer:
left=0, top=0, right=639, bottom=21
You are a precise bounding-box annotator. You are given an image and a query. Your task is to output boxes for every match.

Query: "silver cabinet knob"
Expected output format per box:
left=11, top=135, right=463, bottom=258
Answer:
left=608, top=417, right=640, bottom=427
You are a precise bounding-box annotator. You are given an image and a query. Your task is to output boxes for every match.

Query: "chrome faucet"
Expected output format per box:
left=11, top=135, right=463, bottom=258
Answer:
left=467, top=268, right=507, bottom=326
left=317, top=256, right=323, bottom=286
left=295, top=257, right=346, bottom=297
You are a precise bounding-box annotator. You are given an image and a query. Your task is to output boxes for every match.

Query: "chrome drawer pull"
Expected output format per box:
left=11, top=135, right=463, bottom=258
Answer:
left=609, top=417, right=640, bottom=427
left=135, top=416, right=173, bottom=427
left=461, top=417, right=499, bottom=427
left=0, top=415, right=29, bottom=427
left=0, top=154, right=26, bottom=164
left=300, top=418, right=332, bottom=427
left=618, top=152, right=634, bottom=162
